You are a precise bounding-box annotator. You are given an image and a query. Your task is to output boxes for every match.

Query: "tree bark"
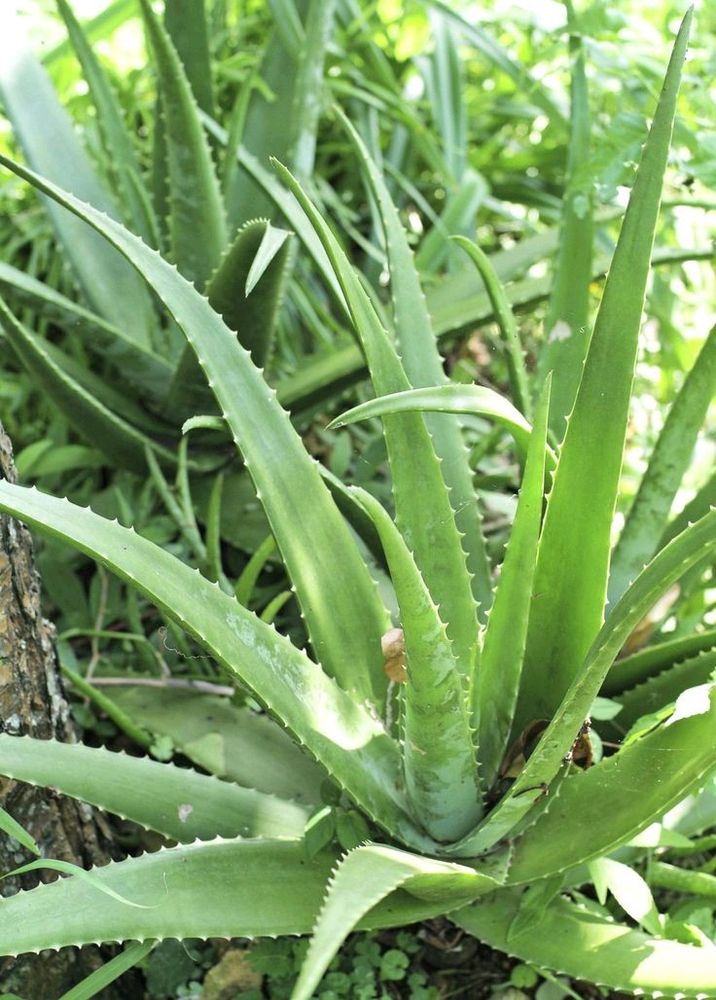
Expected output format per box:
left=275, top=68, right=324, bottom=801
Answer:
left=0, top=426, right=136, bottom=998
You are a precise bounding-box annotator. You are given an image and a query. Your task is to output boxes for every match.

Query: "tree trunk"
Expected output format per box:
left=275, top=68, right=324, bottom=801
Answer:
left=0, top=426, right=137, bottom=998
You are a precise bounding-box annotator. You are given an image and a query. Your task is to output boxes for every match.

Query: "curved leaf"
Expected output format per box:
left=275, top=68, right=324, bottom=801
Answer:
left=0, top=482, right=430, bottom=850
left=455, top=890, right=716, bottom=998
left=0, top=153, right=389, bottom=707
left=0, top=734, right=308, bottom=841
left=603, top=628, right=716, bottom=696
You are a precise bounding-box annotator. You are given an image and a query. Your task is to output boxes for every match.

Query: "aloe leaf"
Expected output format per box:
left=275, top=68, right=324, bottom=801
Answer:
left=422, top=10, right=467, bottom=182
left=455, top=890, right=716, bottom=997
left=609, top=324, right=716, bottom=605
left=476, top=378, right=551, bottom=788
left=0, top=299, right=174, bottom=474
left=452, top=236, right=532, bottom=419
left=208, top=220, right=291, bottom=364
left=56, top=0, right=158, bottom=248
left=0, top=483, right=431, bottom=848
left=274, top=162, right=479, bottom=679
left=58, top=941, right=155, bottom=1000
left=43, top=0, right=135, bottom=69
left=536, top=8, right=593, bottom=436
left=603, top=629, right=716, bottom=696
left=0, top=262, right=171, bottom=397
left=661, top=468, right=716, bottom=548
left=448, top=507, right=716, bottom=857
left=291, top=844, right=503, bottom=1000
left=0, top=154, right=390, bottom=707
left=103, top=687, right=326, bottom=806
left=611, top=648, right=716, bottom=733
left=351, top=487, right=482, bottom=841
left=330, top=385, right=549, bottom=465
left=0, top=734, right=308, bottom=841
left=507, top=685, right=716, bottom=882
left=516, top=11, right=693, bottom=727
left=0, top=839, right=466, bottom=957
left=339, top=108, right=492, bottom=616
left=0, top=804, right=39, bottom=856
left=164, top=0, right=215, bottom=117
left=139, top=0, right=226, bottom=289
left=0, top=12, right=154, bottom=343
left=288, top=0, right=335, bottom=179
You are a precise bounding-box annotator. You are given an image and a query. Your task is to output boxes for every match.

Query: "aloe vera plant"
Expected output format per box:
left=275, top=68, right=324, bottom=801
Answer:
left=0, top=9, right=715, bottom=999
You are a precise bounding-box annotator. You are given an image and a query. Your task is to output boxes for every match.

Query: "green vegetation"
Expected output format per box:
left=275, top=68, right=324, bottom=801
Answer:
left=0, top=1, right=714, bottom=998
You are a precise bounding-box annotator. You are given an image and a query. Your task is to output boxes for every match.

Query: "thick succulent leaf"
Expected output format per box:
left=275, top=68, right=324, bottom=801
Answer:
left=452, top=237, right=531, bottom=419
left=43, top=0, right=135, bottom=69
left=208, top=220, right=291, bottom=364
left=139, top=0, right=226, bottom=288
left=516, top=12, right=692, bottom=728
left=103, top=687, right=326, bottom=806
left=536, top=13, right=593, bottom=436
left=352, top=487, right=482, bottom=841
left=164, top=0, right=214, bottom=116
left=448, top=508, right=716, bottom=857
left=0, top=839, right=479, bottom=957
left=274, top=161, right=479, bottom=679
left=610, top=648, right=716, bottom=734
left=340, top=108, right=492, bottom=615
left=0, top=482, right=431, bottom=849
left=0, top=262, right=171, bottom=397
left=0, top=154, right=390, bottom=707
left=609, top=324, right=716, bottom=605
left=57, top=0, right=158, bottom=247
left=292, top=844, right=503, bottom=1000
left=0, top=12, right=154, bottom=342
left=0, top=734, right=308, bottom=841
left=0, top=299, right=174, bottom=474
left=602, top=628, right=716, bottom=696
left=287, top=0, right=336, bottom=179
left=415, top=170, right=487, bottom=274
left=422, top=10, right=467, bottom=182
left=506, top=685, right=716, bottom=882
left=330, top=385, right=549, bottom=465
left=475, top=379, right=551, bottom=788
left=454, top=890, right=716, bottom=998
left=661, top=468, right=716, bottom=548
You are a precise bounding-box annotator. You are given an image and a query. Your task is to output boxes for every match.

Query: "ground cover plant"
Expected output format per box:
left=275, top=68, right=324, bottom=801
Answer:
left=0, top=1, right=715, bottom=998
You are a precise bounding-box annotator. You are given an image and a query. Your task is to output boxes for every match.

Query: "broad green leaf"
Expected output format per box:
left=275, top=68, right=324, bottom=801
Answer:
left=453, top=236, right=531, bottom=419
left=330, top=384, right=548, bottom=465
left=602, top=628, right=716, bottom=696
left=103, top=687, right=326, bottom=806
left=476, top=379, right=551, bottom=788
left=0, top=11, right=154, bottom=342
left=164, top=0, right=215, bottom=117
left=611, top=648, right=716, bottom=733
left=448, top=507, right=716, bottom=856
left=609, top=324, right=716, bottom=605
left=507, top=875, right=564, bottom=941
left=516, top=12, right=693, bottom=727
left=291, top=844, right=503, bottom=1000
left=455, top=890, right=716, bottom=997
left=0, top=839, right=459, bottom=957
left=58, top=941, right=155, bottom=1000
left=139, top=0, right=226, bottom=288
left=274, top=161, right=479, bottom=679
left=537, top=10, right=593, bottom=436
left=507, top=685, right=716, bottom=882
left=339, top=108, right=492, bottom=616
left=0, top=483, right=429, bottom=849
left=0, top=154, right=390, bottom=706
left=0, top=733, right=309, bottom=841
left=352, top=487, right=482, bottom=841
left=287, top=0, right=336, bottom=180
left=57, top=0, right=158, bottom=247
left=587, top=859, right=661, bottom=935
left=0, top=299, right=174, bottom=474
